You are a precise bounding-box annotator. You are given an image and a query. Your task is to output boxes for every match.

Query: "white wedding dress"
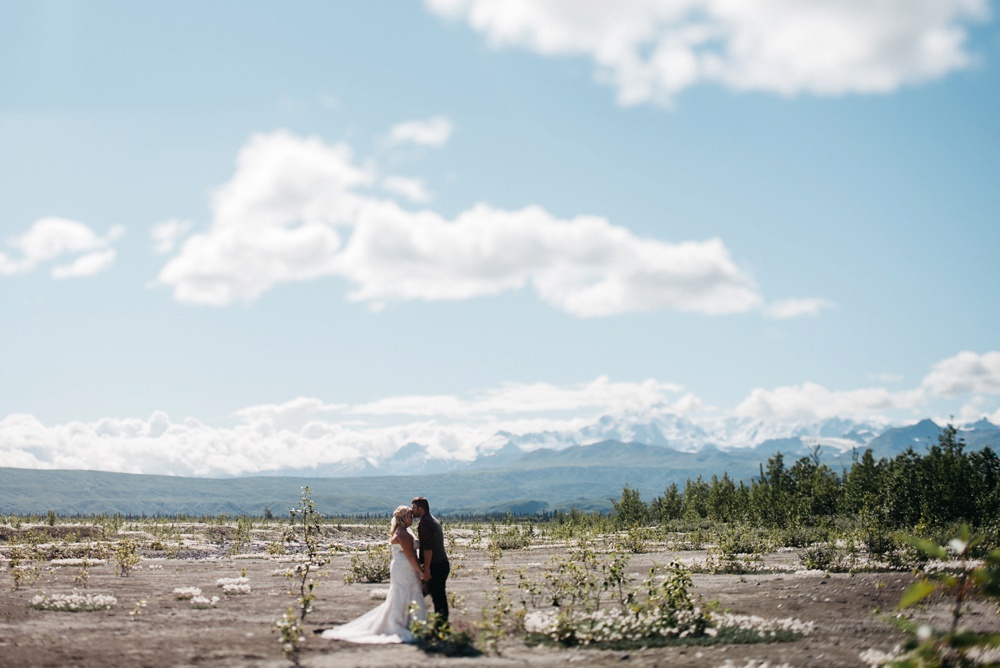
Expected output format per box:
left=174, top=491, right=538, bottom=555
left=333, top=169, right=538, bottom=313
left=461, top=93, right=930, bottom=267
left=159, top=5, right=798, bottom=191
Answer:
left=322, top=544, right=427, bottom=644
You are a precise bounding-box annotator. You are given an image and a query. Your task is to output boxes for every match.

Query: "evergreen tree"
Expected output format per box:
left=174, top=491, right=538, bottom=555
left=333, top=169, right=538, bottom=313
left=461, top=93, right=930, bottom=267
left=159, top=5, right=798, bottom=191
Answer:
left=682, top=476, right=710, bottom=520
left=611, top=485, right=647, bottom=528
left=650, top=483, right=683, bottom=522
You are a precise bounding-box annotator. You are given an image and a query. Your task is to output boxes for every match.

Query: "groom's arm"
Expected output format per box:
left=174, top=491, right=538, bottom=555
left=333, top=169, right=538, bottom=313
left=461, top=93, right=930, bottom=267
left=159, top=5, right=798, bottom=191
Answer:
left=417, top=520, right=433, bottom=581
left=421, top=548, right=433, bottom=581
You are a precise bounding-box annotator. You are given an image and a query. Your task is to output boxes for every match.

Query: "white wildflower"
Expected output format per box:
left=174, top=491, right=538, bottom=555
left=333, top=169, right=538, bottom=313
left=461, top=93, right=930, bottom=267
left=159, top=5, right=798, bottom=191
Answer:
left=190, top=595, right=220, bottom=609
left=222, top=583, right=251, bottom=595
left=173, top=587, right=202, bottom=600
left=30, top=590, right=117, bottom=612
left=947, top=538, right=968, bottom=555
left=216, top=576, right=249, bottom=587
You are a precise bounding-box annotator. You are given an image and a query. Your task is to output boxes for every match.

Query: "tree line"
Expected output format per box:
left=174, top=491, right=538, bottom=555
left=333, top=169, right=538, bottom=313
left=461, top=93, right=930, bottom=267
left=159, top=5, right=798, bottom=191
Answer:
left=610, top=424, right=1000, bottom=530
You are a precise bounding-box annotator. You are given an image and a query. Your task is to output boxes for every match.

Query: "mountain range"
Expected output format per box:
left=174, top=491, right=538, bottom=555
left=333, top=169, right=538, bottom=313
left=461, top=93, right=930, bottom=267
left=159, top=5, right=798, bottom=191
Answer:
left=1, top=417, right=997, bottom=516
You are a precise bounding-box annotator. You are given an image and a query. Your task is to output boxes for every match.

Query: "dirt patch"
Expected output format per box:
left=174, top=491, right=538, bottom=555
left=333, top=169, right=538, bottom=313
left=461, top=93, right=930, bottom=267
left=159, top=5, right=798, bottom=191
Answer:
left=0, top=529, right=923, bottom=667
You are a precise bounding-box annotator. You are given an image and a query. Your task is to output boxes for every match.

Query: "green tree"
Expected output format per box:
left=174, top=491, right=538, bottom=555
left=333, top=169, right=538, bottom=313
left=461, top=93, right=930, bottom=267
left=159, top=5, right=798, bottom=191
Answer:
left=788, top=446, right=840, bottom=522
left=750, top=453, right=793, bottom=527
left=920, top=423, right=975, bottom=525
left=682, top=476, right=710, bottom=520
left=611, top=485, right=647, bottom=528
left=706, top=473, right=739, bottom=522
left=880, top=447, right=924, bottom=527
left=650, top=483, right=683, bottom=522
left=839, top=448, right=882, bottom=516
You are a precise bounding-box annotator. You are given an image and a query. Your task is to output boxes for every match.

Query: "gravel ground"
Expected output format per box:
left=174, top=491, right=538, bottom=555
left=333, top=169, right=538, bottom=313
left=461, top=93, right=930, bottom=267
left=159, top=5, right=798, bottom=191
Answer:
left=0, top=526, right=957, bottom=668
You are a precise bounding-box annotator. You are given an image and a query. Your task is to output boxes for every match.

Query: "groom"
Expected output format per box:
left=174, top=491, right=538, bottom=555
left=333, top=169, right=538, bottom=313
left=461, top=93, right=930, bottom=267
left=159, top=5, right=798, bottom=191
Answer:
left=412, top=496, right=449, bottom=623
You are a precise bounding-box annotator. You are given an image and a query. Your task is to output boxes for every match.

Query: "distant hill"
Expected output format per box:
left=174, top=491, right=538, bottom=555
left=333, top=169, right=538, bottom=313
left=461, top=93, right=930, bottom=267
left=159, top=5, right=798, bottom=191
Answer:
left=2, top=418, right=998, bottom=516
left=0, top=440, right=769, bottom=516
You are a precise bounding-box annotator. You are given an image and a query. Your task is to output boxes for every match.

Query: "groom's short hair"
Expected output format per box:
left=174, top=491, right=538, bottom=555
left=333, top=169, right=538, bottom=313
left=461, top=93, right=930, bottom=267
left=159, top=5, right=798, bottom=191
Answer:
left=412, top=497, right=429, bottom=513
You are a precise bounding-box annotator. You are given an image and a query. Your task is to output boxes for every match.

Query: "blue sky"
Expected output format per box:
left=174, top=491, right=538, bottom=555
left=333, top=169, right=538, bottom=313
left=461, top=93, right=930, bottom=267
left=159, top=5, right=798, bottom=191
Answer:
left=2, top=1, right=999, bottom=475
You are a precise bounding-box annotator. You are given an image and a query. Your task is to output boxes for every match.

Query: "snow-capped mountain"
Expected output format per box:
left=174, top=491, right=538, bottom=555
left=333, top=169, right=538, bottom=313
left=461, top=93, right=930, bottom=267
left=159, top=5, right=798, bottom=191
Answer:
left=472, top=415, right=997, bottom=471
left=266, top=415, right=999, bottom=478
left=478, top=414, right=886, bottom=457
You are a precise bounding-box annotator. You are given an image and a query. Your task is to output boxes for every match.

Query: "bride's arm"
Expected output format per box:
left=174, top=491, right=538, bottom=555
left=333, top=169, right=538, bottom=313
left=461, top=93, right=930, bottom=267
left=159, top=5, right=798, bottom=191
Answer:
left=397, top=530, right=423, bottom=577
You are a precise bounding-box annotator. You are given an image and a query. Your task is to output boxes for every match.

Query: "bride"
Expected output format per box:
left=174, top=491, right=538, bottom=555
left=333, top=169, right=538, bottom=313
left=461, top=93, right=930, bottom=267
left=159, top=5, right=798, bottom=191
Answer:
left=322, top=505, right=428, bottom=644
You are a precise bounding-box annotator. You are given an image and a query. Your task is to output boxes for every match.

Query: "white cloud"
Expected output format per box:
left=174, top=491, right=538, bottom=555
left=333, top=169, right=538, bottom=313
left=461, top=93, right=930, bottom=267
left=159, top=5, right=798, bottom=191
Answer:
left=156, top=130, right=372, bottom=305
left=387, top=116, right=454, bottom=147
left=6, top=353, right=1000, bottom=476
left=337, top=201, right=762, bottom=317
left=736, top=351, right=1000, bottom=424
left=381, top=175, right=432, bottom=203
left=921, top=350, right=1000, bottom=397
left=0, top=378, right=680, bottom=476
left=52, top=249, right=117, bottom=279
left=351, top=376, right=685, bottom=418
left=0, top=217, right=123, bottom=278
left=764, top=297, right=834, bottom=319
left=151, top=219, right=194, bottom=255
left=426, top=0, right=990, bottom=106
left=157, top=130, right=771, bottom=317
left=735, top=382, right=923, bottom=423
left=234, top=397, right=348, bottom=431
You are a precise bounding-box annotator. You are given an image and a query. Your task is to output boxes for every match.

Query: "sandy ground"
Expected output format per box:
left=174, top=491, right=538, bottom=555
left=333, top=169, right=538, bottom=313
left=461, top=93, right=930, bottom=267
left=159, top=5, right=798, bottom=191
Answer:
left=0, top=526, right=961, bottom=668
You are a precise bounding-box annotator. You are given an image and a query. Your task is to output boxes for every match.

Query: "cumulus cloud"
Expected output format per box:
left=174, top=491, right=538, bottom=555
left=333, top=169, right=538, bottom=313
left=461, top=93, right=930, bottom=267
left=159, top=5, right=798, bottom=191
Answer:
left=387, top=116, right=454, bottom=147
left=921, top=350, right=1000, bottom=397
left=156, top=131, right=372, bottom=306
left=764, top=298, right=834, bottom=319
left=234, top=397, right=348, bottom=431
left=0, top=378, right=689, bottom=476
left=735, top=382, right=924, bottom=423
left=5, top=353, right=1000, bottom=475
left=0, top=217, right=123, bottom=278
left=736, top=351, right=1000, bottom=424
left=156, top=130, right=771, bottom=317
left=381, top=175, right=432, bottom=203
left=151, top=219, right=194, bottom=255
left=351, top=376, right=685, bottom=418
left=336, top=201, right=762, bottom=316
left=51, top=249, right=118, bottom=279
left=426, top=0, right=990, bottom=106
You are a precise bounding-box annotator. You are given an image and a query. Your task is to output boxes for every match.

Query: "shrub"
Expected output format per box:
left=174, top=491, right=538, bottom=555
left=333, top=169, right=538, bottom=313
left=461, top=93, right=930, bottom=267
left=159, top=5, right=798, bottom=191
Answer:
left=410, top=613, right=481, bottom=657
left=113, top=537, right=141, bottom=576
left=614, top=526, right=651, bottom=554
left=491, top=524, right=533, bottom=550
left=799, top=542, right=841, bottom=571
left=344, top=543, right=390, bottom=584
left=885, top=525, right=1000, bottom=666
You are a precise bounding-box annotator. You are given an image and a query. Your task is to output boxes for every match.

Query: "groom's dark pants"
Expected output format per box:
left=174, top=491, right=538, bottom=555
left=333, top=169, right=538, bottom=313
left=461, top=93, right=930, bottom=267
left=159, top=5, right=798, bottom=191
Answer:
left=428, top=560, right=450, bottom=623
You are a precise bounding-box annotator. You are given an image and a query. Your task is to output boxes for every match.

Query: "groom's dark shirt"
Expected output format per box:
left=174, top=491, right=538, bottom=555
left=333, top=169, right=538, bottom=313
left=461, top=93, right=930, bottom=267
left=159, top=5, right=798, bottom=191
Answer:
left=417, top=513, right=448, bottom=564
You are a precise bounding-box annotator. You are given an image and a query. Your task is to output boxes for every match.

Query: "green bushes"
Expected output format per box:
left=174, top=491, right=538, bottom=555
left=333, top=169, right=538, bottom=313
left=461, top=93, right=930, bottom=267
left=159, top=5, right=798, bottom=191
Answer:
left=344, top=543, right=391, bottom=584
left=490, top=522, right=533, bottom=550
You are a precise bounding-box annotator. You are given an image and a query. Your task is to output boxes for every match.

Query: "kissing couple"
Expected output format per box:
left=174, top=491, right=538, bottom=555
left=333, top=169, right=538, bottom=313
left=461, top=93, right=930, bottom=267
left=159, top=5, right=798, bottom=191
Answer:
left=322, top=496, right=450, bottom=644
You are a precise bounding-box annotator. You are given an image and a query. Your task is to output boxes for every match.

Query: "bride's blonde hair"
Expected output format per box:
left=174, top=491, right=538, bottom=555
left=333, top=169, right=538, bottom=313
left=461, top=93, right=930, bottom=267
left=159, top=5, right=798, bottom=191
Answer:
left=389, top=505, right=412, bottom=538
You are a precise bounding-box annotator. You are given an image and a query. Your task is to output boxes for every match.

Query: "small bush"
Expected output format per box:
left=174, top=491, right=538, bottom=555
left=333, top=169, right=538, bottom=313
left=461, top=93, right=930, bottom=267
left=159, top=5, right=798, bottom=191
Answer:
left=799, top=542, right=840, bottom=571
left=614, top=526, right=651, bottom=554
left=491, top=524, right=533, bottom=550
left=113, top=537, right=141, bottom=577
left=410, top=613, right=481, bottom=657
left=344, top=543, right=391, bottom=584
